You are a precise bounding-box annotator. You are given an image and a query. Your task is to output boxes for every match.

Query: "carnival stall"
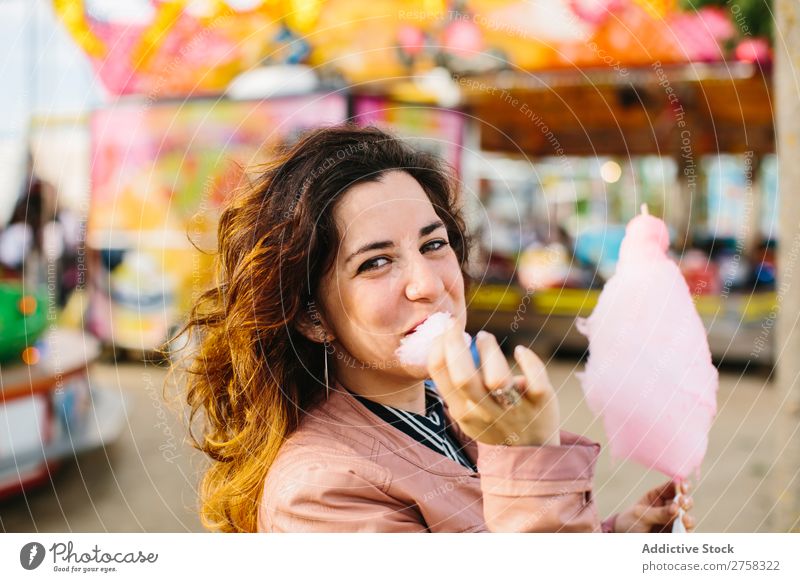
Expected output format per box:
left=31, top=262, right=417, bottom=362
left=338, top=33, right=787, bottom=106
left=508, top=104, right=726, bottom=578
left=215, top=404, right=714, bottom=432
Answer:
left=49, top=0, right=776, bottom=363
left=87, top=93, right=348, bottom=353
left=459, top=64, right=776, bottom=364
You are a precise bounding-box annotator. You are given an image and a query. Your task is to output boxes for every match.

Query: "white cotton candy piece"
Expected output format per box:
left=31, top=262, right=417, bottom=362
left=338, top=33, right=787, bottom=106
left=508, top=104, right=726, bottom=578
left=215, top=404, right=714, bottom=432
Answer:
left=395, top=311, right=471, bottom=367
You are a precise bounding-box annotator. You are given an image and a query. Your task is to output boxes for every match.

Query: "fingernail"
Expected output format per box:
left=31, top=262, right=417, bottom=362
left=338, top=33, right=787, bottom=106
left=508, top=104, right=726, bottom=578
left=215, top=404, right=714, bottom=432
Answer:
left=476, top=330, right=490, bottom=341
left=514, top=345, right=524, bottom=356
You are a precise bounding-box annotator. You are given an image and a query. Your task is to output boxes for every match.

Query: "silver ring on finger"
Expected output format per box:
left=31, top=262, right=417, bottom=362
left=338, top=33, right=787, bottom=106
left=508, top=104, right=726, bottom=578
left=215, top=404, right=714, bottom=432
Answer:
left=489, top=379, right=523, bottom=408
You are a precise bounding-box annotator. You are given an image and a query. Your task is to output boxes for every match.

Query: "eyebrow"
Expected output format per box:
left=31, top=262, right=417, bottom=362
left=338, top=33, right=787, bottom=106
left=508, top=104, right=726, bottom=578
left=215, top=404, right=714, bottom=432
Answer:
left=344, top=220, right=446, bottom=265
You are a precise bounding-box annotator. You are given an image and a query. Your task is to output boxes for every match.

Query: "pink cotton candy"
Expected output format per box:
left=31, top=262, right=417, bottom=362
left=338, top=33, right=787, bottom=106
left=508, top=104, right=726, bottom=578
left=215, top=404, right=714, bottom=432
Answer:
left=395, top=312, right=471, bottom=367
left=576, top=205, right=719, bottom=480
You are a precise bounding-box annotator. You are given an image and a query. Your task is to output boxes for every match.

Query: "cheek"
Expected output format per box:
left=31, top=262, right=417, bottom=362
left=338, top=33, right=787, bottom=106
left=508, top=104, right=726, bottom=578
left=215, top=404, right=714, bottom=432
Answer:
left=444, top=257, right=465, bottom=299
left=335, top=278, right=402, bottom=337
left=443, top=258, right=467, bottom=326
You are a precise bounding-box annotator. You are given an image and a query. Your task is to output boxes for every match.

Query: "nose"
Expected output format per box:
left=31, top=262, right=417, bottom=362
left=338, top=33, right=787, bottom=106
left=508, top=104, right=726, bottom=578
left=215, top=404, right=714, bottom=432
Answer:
left=405, top=251, right=445, bottom=301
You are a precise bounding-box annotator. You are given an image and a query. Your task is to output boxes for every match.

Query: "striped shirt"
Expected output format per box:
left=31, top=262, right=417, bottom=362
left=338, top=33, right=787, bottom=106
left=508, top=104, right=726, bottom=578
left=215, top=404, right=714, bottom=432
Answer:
left=351, top=381, right=478, bottom=473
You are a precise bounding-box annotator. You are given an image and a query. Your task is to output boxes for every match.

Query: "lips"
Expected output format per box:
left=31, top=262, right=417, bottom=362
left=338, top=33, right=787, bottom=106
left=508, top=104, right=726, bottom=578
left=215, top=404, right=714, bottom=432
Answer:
left=404, top=317, right=430, bottom=336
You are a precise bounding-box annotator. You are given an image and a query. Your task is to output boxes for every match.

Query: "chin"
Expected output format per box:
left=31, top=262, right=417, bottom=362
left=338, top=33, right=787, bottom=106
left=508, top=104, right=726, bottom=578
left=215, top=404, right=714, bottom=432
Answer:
left=394, top=361, right=429, bottom=381
left=406, top=365, right=429, bottom=380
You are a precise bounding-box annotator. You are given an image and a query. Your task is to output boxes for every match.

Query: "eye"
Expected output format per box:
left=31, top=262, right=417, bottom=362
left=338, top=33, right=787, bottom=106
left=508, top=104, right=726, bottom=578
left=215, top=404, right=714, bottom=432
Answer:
left=357, top=256, right=390, bottom=274
left=421, top=239, right=449, bottom=253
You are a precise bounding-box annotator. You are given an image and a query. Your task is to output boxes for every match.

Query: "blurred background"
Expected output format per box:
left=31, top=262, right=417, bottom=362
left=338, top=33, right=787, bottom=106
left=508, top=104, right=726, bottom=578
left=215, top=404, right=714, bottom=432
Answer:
left=1, top=0, right=798, bottom=532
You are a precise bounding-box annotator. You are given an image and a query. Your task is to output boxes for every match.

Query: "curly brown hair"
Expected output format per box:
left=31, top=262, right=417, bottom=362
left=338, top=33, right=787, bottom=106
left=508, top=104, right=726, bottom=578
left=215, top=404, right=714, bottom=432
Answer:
left=180, top=123, right=473, bottom=532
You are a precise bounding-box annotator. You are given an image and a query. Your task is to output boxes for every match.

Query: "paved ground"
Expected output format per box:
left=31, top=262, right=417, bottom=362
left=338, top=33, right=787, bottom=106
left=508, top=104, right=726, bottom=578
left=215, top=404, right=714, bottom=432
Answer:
left=0, top=357, right=784, bottom=532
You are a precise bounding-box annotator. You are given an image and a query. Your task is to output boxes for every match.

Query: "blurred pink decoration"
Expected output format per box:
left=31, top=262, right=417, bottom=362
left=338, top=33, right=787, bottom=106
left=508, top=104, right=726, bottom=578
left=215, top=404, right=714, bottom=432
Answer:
left=568, top=0, right=622, bottom=25
left=680, top=249, right=721, bottom=296
left=575, top=204, right=718, bottom=481
left=90, top=22, right=143, bottom=95
left=736, top=38, right=772, bottom=65
left=669, top=7, right=735, bottom=62
left=442, top=19, right=484, bottom=57
left=398, top=25, right=427, bottom=57
left=56, top=4, right=280, bottom=97
left=84, top=15, right=230, bottom=95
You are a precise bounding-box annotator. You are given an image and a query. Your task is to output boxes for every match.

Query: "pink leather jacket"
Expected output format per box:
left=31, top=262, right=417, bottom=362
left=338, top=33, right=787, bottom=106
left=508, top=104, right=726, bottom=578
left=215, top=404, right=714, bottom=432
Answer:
left=258, top=381, right=618, bottom=532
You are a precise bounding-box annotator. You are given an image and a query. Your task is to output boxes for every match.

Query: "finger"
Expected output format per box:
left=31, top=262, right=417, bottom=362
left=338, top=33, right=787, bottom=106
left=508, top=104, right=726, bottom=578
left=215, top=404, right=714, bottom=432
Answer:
left=639, top=502, right=680, bottom=527
left=475, top=331, right=514, bottom=394
left=512, top=345, right=553, bottom=400
left=428, top=331, right=447, bottom=374
left=682, top=512, right=696, bottom=532
left=680, top=496, right=694, bottom=512
left=443, top=324, right=491, bottom=405
left=429, top=332, right=480, bottom=420
left=647, top=480, right=679, bottom=504
left=428, top=333, right=455, bottom=399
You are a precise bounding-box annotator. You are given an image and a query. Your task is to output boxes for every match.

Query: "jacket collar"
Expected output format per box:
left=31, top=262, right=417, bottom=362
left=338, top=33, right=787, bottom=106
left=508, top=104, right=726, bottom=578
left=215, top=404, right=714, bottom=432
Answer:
left=321, top=378, right=479, bottom=477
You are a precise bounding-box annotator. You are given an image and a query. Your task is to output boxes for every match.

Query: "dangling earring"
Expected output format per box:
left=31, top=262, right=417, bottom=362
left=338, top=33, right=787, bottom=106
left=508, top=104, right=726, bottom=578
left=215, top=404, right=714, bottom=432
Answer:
left=323, top=343, right=330, bottom=399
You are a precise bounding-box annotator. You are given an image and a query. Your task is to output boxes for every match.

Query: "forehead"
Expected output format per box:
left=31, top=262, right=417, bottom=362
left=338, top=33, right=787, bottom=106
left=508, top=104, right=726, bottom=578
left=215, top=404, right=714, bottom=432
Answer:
left=335, top=171, right=440, bottom=244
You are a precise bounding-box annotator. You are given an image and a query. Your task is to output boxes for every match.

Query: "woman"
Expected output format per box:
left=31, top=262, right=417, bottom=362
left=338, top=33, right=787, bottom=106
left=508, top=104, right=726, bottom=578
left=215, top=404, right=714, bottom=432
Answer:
left=182, top=124, right=695, bottom=533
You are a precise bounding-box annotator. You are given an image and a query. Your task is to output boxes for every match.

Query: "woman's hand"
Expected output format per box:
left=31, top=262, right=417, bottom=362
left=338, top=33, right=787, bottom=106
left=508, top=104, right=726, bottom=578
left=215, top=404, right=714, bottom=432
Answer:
left=615, top=481, right=695, bottom=533
left=428, top=327, right=560, bottom=446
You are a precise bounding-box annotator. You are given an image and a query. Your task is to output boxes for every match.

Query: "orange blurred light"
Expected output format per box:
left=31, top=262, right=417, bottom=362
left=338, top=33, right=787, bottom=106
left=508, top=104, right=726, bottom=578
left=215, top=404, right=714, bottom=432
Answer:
left=22, top=347, right=40, bottom=366
left=18, top=296, right=37, bottom=315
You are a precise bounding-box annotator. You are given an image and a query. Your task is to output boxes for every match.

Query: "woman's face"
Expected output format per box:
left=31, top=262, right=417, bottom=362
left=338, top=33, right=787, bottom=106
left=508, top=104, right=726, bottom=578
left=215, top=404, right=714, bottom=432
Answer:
left=318, top=170, right=467, bottom=381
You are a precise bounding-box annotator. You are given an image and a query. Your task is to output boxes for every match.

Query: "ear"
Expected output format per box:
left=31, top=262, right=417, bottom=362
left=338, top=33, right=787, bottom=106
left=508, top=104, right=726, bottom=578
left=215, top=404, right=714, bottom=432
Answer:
left=294, top=303, right=334, bottom=344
